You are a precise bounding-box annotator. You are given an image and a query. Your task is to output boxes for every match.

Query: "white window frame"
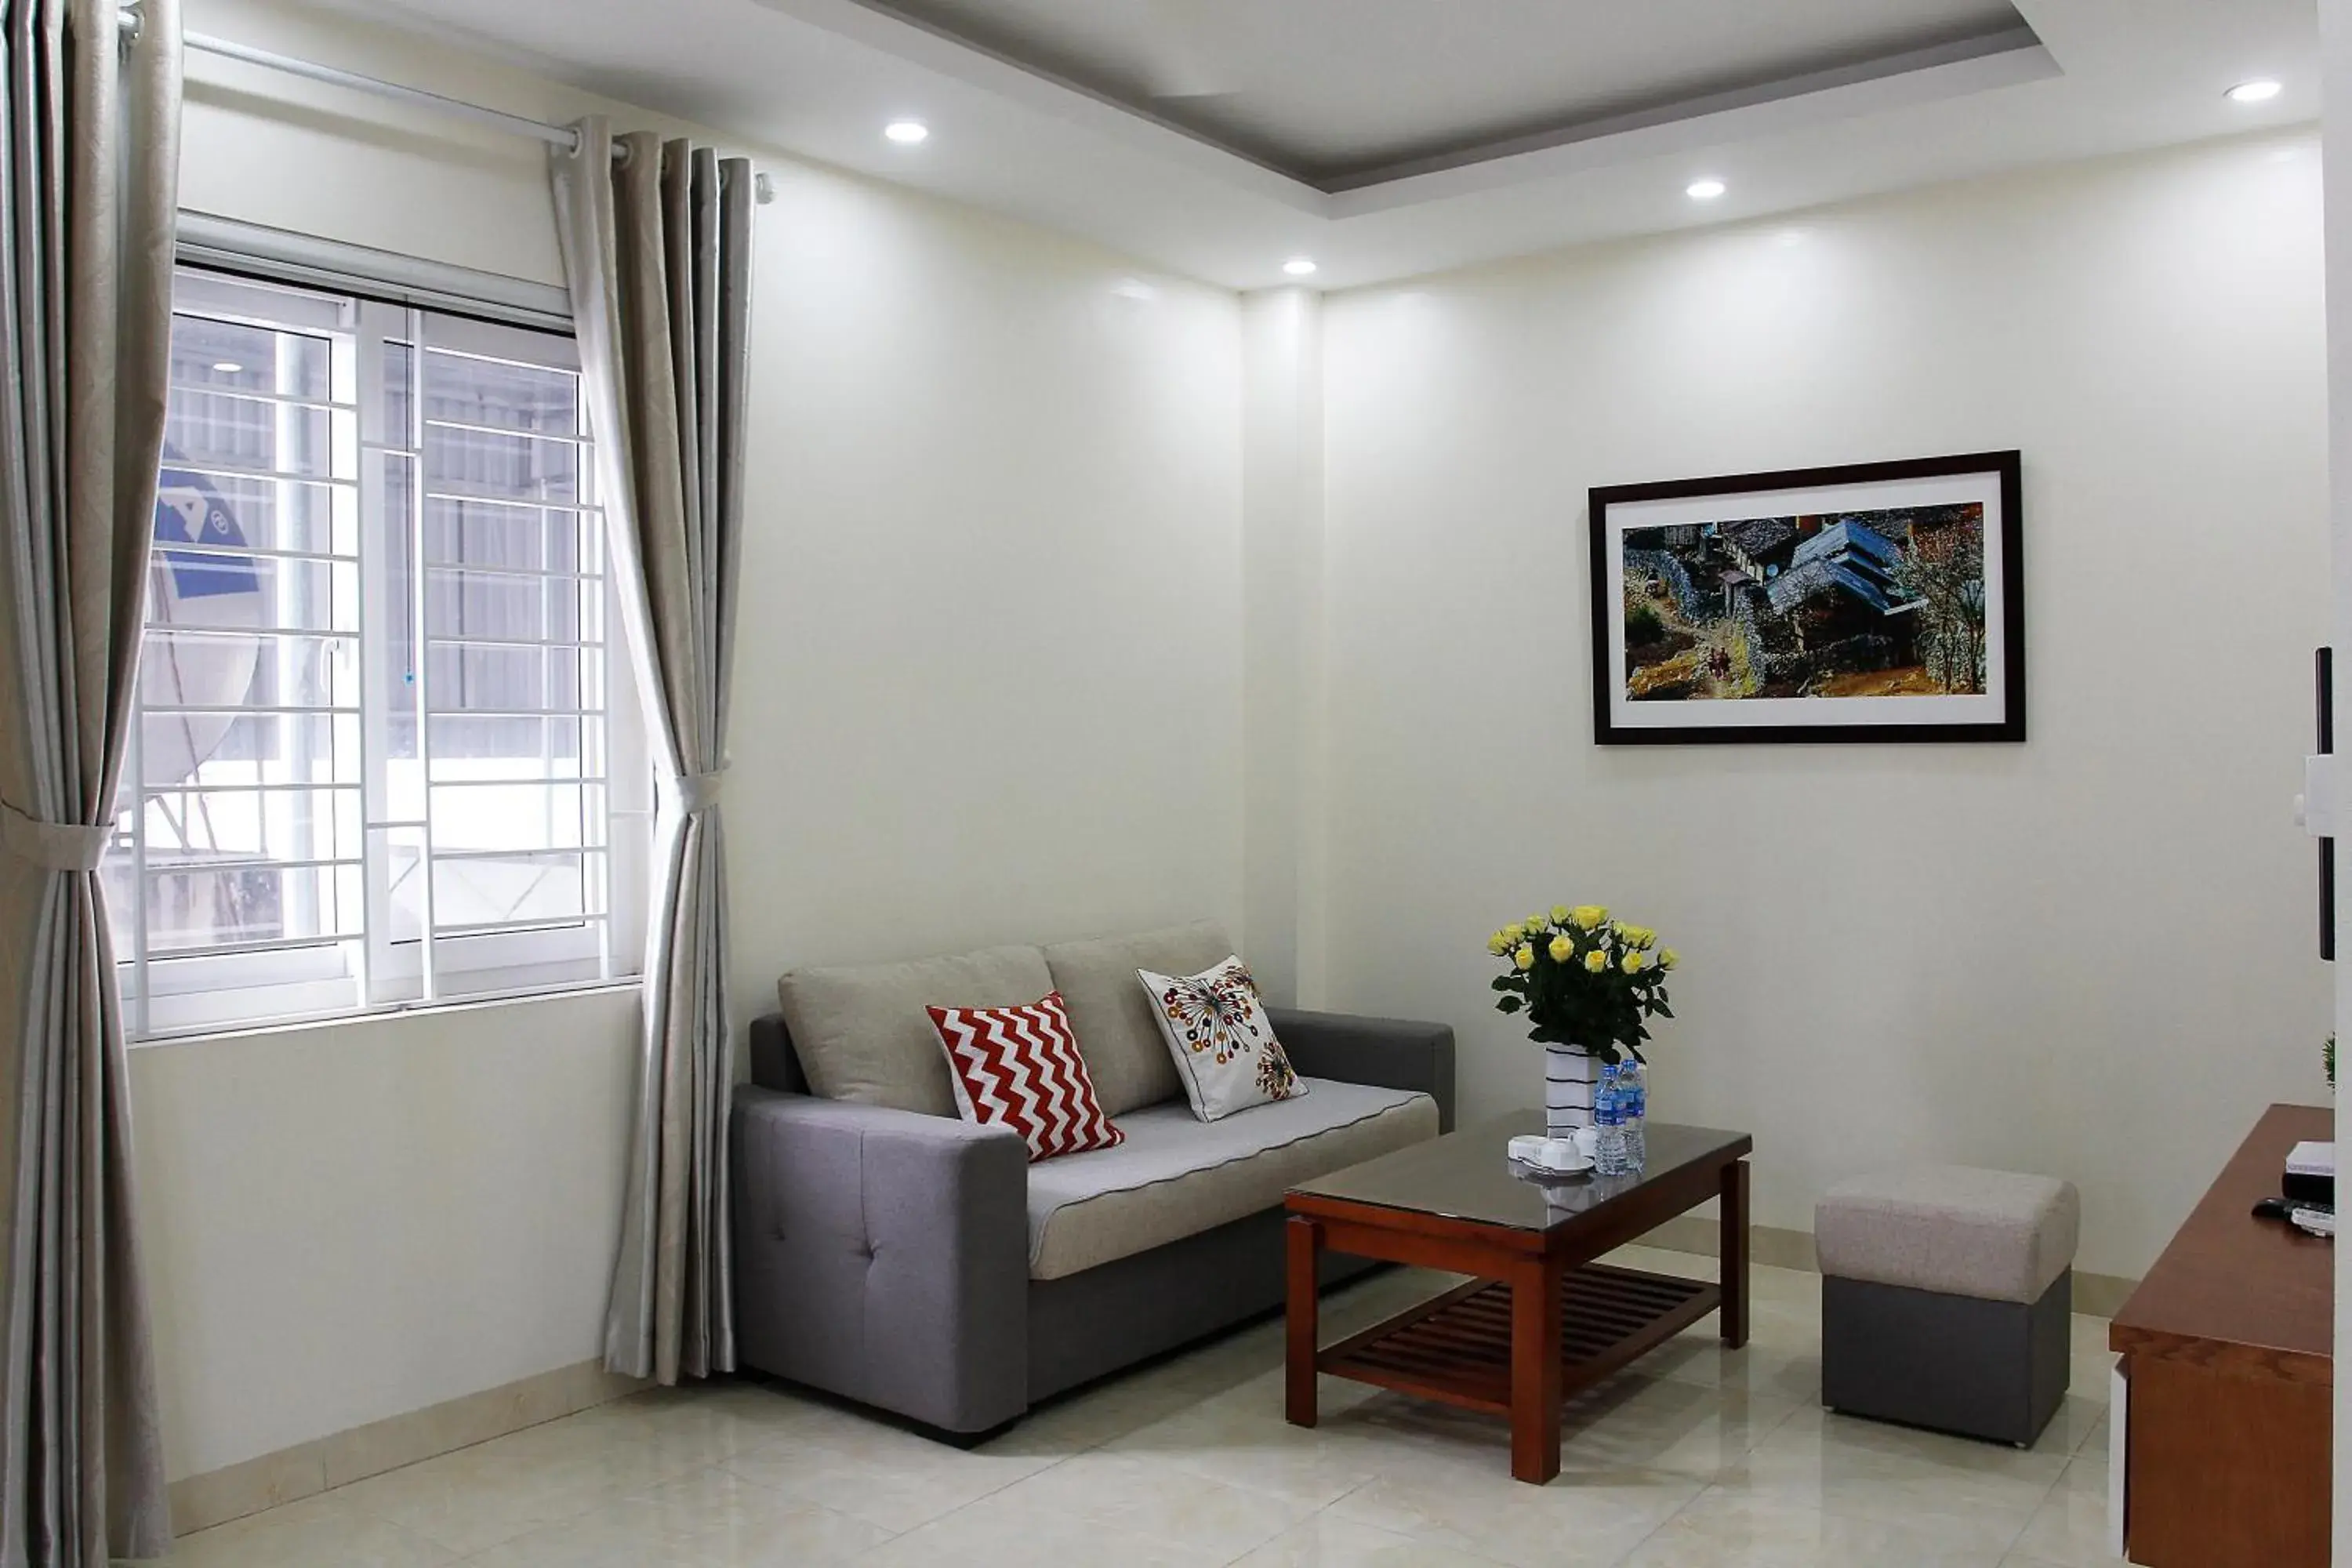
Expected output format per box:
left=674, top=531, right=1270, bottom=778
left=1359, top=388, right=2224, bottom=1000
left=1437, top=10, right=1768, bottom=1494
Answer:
left=120, top=260, right=650, bottom=1039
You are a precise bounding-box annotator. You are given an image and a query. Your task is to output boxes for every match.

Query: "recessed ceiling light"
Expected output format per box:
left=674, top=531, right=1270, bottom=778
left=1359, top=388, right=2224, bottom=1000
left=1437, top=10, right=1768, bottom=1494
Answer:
left=1686, top=178, right=1727, bottom=201
left=1283, top=257, right=1318, bottom=277
left=2227, top=79, right=2283, bottom=104
left=884, top=120, right=929, bottom=144
left=210, top=361, right=242, bottom=373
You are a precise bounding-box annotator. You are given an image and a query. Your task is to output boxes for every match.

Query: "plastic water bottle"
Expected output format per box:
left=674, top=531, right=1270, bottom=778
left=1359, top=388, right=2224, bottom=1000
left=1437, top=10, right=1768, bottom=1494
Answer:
left=1620, top=1060, right=1647, bottom=1170
left=1593, top=1065, right=1632, bottom=1176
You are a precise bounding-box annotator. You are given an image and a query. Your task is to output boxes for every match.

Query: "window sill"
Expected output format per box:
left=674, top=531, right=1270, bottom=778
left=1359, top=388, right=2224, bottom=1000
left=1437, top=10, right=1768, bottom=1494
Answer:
left=125, top=978, right=644, bottom=1051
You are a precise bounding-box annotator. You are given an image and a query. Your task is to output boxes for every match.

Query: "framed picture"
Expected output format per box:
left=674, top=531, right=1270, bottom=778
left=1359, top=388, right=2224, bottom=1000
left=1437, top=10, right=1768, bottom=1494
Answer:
left=1589, top=450, right=2024, bottom=745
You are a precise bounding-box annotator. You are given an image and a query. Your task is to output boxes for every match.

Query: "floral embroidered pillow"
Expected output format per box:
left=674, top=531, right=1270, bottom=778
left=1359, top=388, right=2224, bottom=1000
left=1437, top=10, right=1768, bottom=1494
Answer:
left=1136, top=956, right=1305, bottom=1121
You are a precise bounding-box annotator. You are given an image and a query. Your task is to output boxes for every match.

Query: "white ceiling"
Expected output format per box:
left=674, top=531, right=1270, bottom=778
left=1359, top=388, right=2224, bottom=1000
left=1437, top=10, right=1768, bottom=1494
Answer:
left=856, top=0, right=2033, bottom=187
left=327, top=0, right=2319, bottom=292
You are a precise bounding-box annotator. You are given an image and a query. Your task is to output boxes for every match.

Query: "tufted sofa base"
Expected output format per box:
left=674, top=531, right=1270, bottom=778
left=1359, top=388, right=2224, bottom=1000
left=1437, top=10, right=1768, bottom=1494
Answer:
left=733, top=1006, right=1455, bottom=1435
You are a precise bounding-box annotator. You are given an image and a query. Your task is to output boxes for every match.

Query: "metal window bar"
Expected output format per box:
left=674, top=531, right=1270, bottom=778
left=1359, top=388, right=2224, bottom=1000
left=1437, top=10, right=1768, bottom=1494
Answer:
left=165, top=382, right=357, bottom=416
left=433, top=914, right=608, bottom=939
left=423, top=634, right=602, bottom=651
left=140, top=782, right=361, bottom=797
left=136, top=855, right=361, bottom=875
left=144, top=934, right=361, bottom=962
left=129, top=272, right=622, bottom=1035
left=423, top=416, right=589, bottom=448
left=130, top=299, right=365, bottom=1022
left=424, top=561, right=604, bottom=585
left=143, top=705, right=359, bottom=717
left=431, top=846, right=606, bottom=864
left=154, top=622, right=358, bottom=639
left=154, top=542, right=358, bottom=564
left=418, top=492, right=604, bottom=516
left=159, top=462, right=358, bottom=488
left=405, top=304, right=439, bottom=1001
left=126, top=679, right=149, bottom=1036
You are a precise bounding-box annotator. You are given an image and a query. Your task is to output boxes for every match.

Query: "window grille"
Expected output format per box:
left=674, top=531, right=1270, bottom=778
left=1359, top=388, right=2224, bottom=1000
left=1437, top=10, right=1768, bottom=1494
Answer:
left=107, top=267, right=644, bottom=1036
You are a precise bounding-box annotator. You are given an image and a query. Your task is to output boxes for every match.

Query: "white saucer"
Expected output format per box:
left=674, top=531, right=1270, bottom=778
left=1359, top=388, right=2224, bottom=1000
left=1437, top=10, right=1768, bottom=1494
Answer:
left=1507, top=1133, right=1595, bottom=1177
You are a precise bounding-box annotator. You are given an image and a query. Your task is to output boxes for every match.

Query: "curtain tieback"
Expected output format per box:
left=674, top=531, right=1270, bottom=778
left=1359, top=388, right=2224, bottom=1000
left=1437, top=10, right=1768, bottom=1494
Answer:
left=1, top=800, right=109, bottom=873
left=666, top=767, right=728, bottom=815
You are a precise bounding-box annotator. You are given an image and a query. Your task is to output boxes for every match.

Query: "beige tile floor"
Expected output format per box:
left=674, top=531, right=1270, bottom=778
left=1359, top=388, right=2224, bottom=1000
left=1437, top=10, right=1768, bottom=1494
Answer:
left=143, top=1248, right=2123, bottom=1567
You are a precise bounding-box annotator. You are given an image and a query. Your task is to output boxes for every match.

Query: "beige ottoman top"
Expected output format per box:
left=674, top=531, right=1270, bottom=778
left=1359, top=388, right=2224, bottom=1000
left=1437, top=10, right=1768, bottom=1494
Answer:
left=1815, top=1166, right=2080, bottom=1305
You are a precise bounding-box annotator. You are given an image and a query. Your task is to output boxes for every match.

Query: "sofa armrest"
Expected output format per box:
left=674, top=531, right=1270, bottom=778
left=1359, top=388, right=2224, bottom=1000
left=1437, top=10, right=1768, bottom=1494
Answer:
left=1269, top=1009, right=1457, bottom=1133
left=731, top=1085, right=1030, bottom=1432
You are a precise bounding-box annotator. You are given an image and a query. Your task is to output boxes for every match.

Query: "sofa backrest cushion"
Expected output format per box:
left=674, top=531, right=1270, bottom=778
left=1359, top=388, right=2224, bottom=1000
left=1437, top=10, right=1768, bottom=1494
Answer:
left=775, top=944, right=1056, bottom=1116
left=1042, top=920, right=1232, bottom=1117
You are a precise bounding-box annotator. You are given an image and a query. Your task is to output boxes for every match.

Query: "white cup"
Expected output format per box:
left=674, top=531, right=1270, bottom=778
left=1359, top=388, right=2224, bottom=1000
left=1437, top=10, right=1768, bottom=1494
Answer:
left=1509, top=1134, right=1593, bottom=1172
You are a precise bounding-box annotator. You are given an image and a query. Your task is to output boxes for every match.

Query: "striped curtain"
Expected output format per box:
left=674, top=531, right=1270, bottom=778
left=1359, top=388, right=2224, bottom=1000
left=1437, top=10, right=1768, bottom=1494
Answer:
left=550, top=118, right=751, bottom=1384
left=0, top=0, right=181, bottom=1561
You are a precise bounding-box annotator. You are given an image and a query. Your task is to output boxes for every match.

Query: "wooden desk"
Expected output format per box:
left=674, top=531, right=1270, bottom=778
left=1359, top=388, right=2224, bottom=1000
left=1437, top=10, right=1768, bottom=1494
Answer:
left=2109, top=1103, right=2332, bottom=1566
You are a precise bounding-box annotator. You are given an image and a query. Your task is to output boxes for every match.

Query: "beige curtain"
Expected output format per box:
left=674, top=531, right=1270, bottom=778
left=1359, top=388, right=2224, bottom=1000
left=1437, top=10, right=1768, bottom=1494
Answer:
left=0, top=0, right=180, bottom=1562
left=551, top=119, right=750, bottom=1384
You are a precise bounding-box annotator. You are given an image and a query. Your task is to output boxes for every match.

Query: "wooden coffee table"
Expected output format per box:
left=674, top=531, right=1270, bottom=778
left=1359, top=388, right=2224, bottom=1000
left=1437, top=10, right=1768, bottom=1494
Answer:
left=1285, top=1112, right=1753, bottom=1484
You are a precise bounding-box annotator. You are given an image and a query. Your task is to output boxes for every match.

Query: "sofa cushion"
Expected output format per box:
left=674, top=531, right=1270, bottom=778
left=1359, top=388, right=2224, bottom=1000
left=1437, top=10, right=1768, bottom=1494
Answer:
left=1139, top=956, right=1305, bottom=1122
left=777, top=945, right=1055, bottom=1116
left=927, top=992, right=1124, bottom=1162
left=1022, top=1076, right=1439, bottom=1280
left=1043, top=920, right=1232, bottom=1116
left=1816, top=1166, right=2081, bottom=1304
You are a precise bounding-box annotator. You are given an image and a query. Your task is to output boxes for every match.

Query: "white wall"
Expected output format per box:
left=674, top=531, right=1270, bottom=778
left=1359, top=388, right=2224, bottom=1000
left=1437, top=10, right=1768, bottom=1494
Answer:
left=1241, top=288, right=1327, bottom=1007
left=151, top=0, right=2325, bottom=1485
left=131, top=989, right=639, bottom=1478
left=151, top=0, right=1243, bottom=1481
left=1318, top=132, right=2332, bottom=1282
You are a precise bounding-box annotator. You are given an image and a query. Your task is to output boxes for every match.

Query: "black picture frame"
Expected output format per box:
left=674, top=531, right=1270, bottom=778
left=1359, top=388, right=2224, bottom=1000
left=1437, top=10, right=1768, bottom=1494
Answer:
left=1588, top=450, right=2025, bottom=746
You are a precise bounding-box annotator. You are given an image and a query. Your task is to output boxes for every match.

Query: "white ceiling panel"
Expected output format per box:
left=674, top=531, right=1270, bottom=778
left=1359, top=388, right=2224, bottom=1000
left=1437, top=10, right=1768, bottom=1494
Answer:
left=861, top=0, right=2032, bottom=185
left=310, top=0, right=2321, bottom=291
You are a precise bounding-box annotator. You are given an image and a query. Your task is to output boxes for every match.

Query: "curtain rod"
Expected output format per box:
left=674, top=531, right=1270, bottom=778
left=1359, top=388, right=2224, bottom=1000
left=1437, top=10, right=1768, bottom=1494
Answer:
left=122, top=13, right=775, bottom=201
left=183, top=29, right=608, bottom=158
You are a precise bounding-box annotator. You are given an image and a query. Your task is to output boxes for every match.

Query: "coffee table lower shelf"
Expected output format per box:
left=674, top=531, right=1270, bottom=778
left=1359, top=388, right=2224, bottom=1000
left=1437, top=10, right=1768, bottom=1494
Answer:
left=1319, top=1264, right=1721, bottom=1415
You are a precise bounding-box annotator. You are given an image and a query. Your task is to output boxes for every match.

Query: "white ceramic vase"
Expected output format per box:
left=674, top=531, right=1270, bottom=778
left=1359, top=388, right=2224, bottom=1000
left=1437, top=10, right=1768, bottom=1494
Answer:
left=1543, top=1043, right=1602, bottom=1137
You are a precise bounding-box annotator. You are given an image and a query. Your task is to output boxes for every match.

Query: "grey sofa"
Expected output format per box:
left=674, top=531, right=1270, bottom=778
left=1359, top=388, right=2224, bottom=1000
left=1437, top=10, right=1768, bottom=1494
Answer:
left=732, top=921, right=1457, bottom=1436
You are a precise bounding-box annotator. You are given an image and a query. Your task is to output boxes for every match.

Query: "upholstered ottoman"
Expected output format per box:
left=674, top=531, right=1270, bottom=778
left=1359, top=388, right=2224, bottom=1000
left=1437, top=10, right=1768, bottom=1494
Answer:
left=1816, top=1166, right=2080, bottom=1446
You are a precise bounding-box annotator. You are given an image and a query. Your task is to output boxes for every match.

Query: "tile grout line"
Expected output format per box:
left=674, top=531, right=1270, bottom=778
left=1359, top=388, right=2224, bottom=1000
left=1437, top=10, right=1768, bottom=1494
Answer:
left=1996, top=1465, right=2069, bottom=1562
left=187, top=1268, right=2074, bottom=1568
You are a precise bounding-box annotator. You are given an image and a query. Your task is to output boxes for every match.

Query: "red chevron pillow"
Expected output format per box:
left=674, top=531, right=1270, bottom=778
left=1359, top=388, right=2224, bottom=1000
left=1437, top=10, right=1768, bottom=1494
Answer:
left=925, top=991, right=1124, bottom=1162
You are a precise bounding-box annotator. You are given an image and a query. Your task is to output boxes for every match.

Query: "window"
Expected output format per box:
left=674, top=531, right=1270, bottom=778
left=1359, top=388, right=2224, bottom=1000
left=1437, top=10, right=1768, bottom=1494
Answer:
left=107, top=268, right=646, bottom=1036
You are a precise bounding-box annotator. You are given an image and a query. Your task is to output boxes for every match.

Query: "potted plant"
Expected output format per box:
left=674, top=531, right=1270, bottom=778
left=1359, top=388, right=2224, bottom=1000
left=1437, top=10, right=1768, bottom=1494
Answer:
left=1487, top=906, right=1678, bottom=1137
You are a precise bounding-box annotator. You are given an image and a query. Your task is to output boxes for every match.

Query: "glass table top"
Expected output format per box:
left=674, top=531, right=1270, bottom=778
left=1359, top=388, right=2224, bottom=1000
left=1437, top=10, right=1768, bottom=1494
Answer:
left=1289, top=1111, right=1751, bottom=1233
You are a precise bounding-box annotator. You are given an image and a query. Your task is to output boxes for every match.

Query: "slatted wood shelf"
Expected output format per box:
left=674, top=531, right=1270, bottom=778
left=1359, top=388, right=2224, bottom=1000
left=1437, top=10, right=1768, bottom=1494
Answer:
left=1319, top=1264, right=1720, bottom=1416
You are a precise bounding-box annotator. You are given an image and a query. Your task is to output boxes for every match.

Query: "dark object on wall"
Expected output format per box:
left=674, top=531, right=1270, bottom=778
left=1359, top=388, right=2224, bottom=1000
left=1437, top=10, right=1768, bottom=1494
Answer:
left=1589, top=451, right=2025, bottom=744
left=2318, top=647, right=2333, bottom=962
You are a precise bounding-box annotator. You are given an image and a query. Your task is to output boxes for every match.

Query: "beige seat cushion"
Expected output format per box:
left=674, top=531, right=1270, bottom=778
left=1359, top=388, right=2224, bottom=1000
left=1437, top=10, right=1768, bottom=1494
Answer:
left=1815, top=1166, right=2081, bottom=1305
left=1042, top=920, right=1233, bottom=1116
left=1023, top=1077, right=1438, bottom=1280
left=775, top=944, right=1054, bottom=1116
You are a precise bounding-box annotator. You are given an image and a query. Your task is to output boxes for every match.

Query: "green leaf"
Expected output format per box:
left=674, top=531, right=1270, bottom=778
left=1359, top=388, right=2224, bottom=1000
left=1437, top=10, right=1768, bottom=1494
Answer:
left=1496, top=996, right=1524, bottom=1014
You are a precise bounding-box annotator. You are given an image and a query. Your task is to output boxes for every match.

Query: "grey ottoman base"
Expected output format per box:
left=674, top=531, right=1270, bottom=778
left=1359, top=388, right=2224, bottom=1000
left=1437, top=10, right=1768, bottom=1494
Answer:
left=1821, top=1269, right=2071, bottom=1446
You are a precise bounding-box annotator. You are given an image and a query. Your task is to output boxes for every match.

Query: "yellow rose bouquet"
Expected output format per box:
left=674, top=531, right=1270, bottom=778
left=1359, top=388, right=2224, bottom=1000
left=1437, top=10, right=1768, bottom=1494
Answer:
left=1486, top=905, right=1678, bottom=1065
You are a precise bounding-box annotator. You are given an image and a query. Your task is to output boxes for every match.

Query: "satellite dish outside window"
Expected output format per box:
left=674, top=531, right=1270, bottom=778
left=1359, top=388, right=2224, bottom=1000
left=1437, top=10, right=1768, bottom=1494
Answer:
left=148, top=450, right=264, bottom=785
